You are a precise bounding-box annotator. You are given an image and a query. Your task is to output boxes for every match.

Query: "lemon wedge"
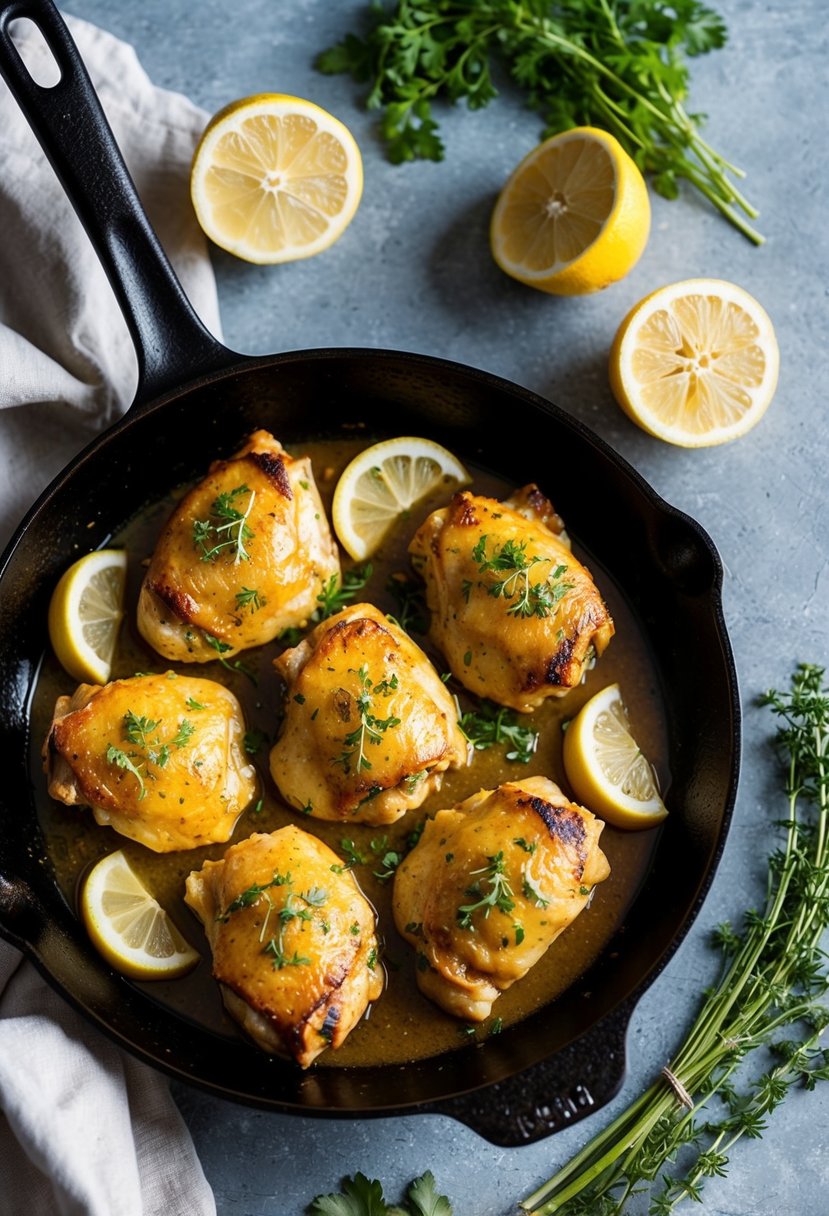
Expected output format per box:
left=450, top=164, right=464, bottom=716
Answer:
left=48, top=549, right=127, bottom=685
left=609, top=278, right=779, bottom=447
left=490, top=126, right=650, bottom=295
left=563, top=683, right=667, bottom=830
left=190, top=93, right=363, bottom=264
left=332, top=437, right=471, bottom=560
left=80, top=851, right=199, bottom=980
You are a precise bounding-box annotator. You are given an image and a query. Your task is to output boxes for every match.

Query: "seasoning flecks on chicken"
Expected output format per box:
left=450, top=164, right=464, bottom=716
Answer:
left=184, top=827, right=383, bottom=1067
left=270, top=603, right=468, bottom=825
left=44, top=673, right=256, bottom=852
left=393, top=776, right=610, bottom=1021
left=137, top=430, right=339, bottom=663
left=408, top=485, right=614, bottom=712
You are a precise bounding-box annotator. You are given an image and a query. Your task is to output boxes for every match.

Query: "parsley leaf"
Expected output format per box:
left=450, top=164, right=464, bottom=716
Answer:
left=308, top=1173, right=389, bottom=1216
left=308, top=1172, right=453, bottom=1216
left=406, top=1172, right=453, bottom=1216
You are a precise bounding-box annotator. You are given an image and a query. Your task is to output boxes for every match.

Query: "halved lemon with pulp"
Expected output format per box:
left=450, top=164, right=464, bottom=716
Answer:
left=609, top=278, right=779, bottom=447
left=490, top=126, right=650, bottom=295
left=190, top=93, right=363, bottom=264
left=332, top=437, right=471, bottom=560
left=48, top=549, right=127, bottom=685
left=80, top=851, right=199, bottom=980
left=563, top=683, right=667, bottom=830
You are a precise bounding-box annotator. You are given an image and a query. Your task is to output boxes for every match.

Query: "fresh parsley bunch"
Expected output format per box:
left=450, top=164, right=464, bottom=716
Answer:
left=309, top=1170, right=452, bottom=1216
left=317, top=0, right=762, bottom=242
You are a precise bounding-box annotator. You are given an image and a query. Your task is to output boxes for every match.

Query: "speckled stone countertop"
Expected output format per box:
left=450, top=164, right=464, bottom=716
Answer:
left=4, top=1, right=829, bottom=1212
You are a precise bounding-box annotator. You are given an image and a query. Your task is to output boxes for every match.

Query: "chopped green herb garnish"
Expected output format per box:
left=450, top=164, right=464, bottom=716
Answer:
left=332, top=664, right=401, bottom=774
left=192, top=483, right=255, bottom=564
left=243, top=729, right=266, bottom=756
left=385, top=570, right=429, bottom=634
left=105, top=745, right=146, bottom=800
left=460, top=700, right=538, bottom=764
left=472, top=535, right=572, bottom=618
left=235, top=586, right=265, bottom=613
left=185, top=697, right=206, bottom=711
left=457, top=852, right=515, bottom=930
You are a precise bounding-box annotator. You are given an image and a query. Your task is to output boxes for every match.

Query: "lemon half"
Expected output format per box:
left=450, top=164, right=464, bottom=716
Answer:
left=563, top=683, right=667, bottom=830
left=490, top=126, right=650, bottom=295
left=80, top=851, right=199, bottom=980
left=609, top=278, right=779, bottom=447
left=332, top=436, right=471, bottom=560
left=191, top=93, right=363, bottom=264
left=48, top=549, right=127, bottom=685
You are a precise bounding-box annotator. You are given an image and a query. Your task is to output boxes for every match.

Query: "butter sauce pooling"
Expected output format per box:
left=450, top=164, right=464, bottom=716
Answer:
left=30, top=438, right=667, bottom=1068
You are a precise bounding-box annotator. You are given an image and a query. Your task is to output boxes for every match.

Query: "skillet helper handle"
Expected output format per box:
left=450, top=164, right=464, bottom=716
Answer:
left=426, top=1002, right=633, bottom=1147
left=0, top=0, right=234, bottom=407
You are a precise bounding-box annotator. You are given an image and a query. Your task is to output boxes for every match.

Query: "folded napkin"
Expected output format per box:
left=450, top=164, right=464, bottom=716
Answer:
left=0, top=14, right=219, bottom=1214
left=0, top=10, right=221, bottom=548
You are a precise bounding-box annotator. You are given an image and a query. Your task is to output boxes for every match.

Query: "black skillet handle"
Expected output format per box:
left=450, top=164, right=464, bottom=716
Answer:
left=425, top=1001, right=633, bottom=1147
left=0, top=0, right=236, bottom=410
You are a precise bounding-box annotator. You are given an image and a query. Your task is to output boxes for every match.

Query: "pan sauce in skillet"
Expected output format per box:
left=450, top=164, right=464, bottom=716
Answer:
left=29, top=437, right=667, bottom=1068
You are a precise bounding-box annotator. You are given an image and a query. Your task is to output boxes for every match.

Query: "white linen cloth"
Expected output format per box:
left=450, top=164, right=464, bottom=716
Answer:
left=0, top=13, right=219, bottom=1214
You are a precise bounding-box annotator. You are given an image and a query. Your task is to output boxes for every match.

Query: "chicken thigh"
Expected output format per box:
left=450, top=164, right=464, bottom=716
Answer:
left=409, top=485, right=614, bottom=712
left=137, top=430, right=339, bottom=662
left=393, top=775, right=610, bottom=1020
left=44, top=672, right=256, bottom=852
left=270, top=603, right=468, bottom=824
left=185, top=827, right=383, bottom=1067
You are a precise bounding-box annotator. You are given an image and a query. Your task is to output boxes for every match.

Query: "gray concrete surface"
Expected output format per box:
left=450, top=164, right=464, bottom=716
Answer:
left=4, top=0, right=829, bottom=1212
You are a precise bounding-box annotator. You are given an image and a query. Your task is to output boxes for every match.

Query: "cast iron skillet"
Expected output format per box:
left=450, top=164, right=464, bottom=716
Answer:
left=0, top=0, right=739, bottom=1146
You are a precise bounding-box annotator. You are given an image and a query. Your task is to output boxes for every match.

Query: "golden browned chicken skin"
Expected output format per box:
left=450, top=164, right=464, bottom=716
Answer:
left=409, top=485, right=614, bottom=712
left=393, top=776, right=610, bottom=1021
left=137, top=430, right=339, bottom=662
left=270, top=603, right=468, bottom=825
left=44, top=673, right=256, bottom=852
left=184, top=827, right=383, bottom=1067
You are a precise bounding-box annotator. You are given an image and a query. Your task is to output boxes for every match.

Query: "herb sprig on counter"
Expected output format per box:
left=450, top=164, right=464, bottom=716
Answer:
left=521, top=663, right=829, bottom=1214
left=309, top=1170, right=452, bottom=1216
left=317, top=0, right=763, bottom=243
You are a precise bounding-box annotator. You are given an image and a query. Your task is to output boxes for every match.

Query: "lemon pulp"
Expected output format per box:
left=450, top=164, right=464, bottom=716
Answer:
left=610, top=278, right=779, bottom=447
left=332, top=436, right=471, bottom=560
left=81, top=851, right=199, bottom=980
left=191, top=94, right=363, bottom=264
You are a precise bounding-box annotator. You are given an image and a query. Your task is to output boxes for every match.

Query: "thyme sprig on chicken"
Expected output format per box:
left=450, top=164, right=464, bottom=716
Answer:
left=472, top=535, right=573, bottom=619
left=522, top=663, right=829, bottom=1215
left=192, top=483, right=255, bottom=564
left=332, top=665, right=402, bottom=773
left=456, top=850, right=516, bottom=929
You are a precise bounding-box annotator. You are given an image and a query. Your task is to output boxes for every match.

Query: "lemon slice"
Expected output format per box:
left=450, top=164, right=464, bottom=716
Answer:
left=48, top=549, right=127, bottom=685
left=190, top=93, right=363, bottom=264
left=609, top=278, right=779, bottom=447
left=490, top=126, right=650, bottom=295
left=563, top=683, right=667, bottom=830
left=80, top=851, right=199, bottom=980
left=332, top=437, right=471, bottom=560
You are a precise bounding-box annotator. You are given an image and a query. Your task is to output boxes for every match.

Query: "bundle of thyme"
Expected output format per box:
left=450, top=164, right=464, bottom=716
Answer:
left=522, top=663, right=829, bottom=1214
left=317, top=0, right=763, bottom=242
